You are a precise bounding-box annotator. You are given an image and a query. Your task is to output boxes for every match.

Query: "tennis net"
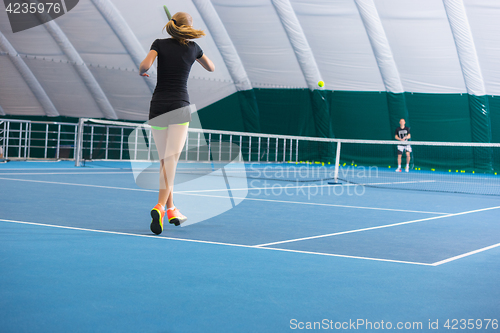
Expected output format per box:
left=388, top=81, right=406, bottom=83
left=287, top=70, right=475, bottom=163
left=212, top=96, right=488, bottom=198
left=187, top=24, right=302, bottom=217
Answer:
left=75, top=118, right=500, bottom=196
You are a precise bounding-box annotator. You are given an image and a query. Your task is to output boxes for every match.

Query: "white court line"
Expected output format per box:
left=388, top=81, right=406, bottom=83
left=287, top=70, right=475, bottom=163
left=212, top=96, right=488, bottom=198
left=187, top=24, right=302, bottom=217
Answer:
left=0, top=176, right=156, bottom=192
left=0, top=176, right=449, bottom=215
left=255, top=205, right=500, bottom=247
left=0, top=218, right=432, bottom=266
left=176, top=192, right=449, bottom=215
left=432, top=242, right=500, bottom=266
left=174, top=180, right=437, bottom=193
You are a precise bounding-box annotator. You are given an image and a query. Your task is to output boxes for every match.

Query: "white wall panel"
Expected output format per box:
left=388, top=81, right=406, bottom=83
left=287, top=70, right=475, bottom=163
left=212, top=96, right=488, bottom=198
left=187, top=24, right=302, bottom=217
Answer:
left=213, top=0, right=307, bottom=88
left=376, top=0, right=466, bottom=93
left=464, top=0, right=500, bottom=95
left=292, top=0, right=385, bottom=91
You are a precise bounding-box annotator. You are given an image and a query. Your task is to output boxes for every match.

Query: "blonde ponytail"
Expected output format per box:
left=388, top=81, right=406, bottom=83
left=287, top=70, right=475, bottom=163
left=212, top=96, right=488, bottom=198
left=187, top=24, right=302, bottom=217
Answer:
left=164, top=17, right=205, bottom=45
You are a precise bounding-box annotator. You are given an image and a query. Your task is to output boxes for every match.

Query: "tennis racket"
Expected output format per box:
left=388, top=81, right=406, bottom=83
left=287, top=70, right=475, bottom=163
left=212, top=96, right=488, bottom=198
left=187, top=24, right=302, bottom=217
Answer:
left=163, top=5, right=172, bottom=20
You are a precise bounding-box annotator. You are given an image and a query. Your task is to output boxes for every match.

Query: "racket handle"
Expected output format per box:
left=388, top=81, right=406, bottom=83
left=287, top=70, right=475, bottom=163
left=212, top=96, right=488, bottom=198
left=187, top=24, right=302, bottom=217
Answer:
left=163, top=5, right=172, bottom=21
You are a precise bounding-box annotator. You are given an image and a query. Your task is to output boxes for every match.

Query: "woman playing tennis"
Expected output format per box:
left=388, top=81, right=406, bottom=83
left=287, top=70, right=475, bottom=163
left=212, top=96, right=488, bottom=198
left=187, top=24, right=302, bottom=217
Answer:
left=139, top=12, right=215, bottom=235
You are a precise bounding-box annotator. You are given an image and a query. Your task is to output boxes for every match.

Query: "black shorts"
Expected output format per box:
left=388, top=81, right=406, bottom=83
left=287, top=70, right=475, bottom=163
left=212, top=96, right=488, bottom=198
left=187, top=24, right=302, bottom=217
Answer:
left=148, top=100, right=192, bottom=124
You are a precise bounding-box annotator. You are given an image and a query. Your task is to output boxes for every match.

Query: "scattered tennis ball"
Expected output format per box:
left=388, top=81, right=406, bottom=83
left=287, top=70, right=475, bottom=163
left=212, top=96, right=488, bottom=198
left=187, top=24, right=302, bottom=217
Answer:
left=431, top=168, right=435, bottom=171
left=449, top=170, right=451, bottom=172
left=318, top=80, right=324, bottom=87
left=388, top=166, right=391, bottom=168
left=322, top=162, right=324, bottom=166
left=472, top=171, right=475, bottom=174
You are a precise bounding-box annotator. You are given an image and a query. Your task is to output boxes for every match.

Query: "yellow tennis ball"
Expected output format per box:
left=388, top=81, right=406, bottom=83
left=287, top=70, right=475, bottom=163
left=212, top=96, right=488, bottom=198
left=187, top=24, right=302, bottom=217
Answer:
left=318, top=80, right=324, bottom=87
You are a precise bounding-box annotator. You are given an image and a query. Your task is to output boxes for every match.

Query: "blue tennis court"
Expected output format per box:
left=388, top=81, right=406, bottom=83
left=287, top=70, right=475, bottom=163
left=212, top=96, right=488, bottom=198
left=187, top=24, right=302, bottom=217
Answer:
left=1, top=160, right=499, bottom=332
left=4, top=1, right=500, bottom=332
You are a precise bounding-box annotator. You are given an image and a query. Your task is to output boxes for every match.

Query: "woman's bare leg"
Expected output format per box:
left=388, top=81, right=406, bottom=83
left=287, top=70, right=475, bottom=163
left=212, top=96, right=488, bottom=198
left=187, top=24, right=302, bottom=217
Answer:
left=153, top=124, right=188, bottom=208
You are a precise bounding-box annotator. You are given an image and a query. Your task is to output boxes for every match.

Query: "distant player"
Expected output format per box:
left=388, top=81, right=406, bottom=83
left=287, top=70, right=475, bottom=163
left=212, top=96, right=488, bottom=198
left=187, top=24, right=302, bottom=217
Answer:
left=395, top=118, right=411, bottom=172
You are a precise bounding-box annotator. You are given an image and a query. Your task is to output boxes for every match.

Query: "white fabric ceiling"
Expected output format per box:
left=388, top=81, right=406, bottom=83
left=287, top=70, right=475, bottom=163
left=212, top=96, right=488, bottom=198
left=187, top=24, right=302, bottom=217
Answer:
left=1, top=0, right=500, bottom=120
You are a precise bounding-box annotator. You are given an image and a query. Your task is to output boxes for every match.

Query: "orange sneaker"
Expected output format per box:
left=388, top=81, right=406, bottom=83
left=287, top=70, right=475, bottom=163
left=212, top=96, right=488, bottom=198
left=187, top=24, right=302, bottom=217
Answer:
left=167, top=207, right=187, bottom=226
left=150, top=204, right=165, bottom=235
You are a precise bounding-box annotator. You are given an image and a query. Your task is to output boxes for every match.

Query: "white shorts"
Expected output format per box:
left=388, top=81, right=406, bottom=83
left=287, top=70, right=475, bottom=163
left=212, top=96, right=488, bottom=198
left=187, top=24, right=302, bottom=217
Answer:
left=397, top=145, right=412, bottom=154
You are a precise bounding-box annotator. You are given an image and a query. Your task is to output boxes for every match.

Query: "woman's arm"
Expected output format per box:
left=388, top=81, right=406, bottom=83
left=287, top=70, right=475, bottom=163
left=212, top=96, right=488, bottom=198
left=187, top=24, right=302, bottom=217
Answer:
left=196, top=54, right=215, bottom=72
left=139, top=50, right=158, bottom=77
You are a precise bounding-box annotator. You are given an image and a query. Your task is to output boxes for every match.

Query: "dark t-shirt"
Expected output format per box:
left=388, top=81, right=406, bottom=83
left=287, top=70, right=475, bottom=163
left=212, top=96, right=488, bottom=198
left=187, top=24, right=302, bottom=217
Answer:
left=395, top=126, right=410, bottom=140
left=150, top=38, right=203, bottom=103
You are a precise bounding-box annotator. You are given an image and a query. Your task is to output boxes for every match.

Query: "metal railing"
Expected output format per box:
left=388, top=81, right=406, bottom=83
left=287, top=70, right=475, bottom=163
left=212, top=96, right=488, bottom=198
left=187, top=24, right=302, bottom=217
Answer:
left=0, top=119, right=78, bottom=160
left=74, top=118, right=303, bottom=166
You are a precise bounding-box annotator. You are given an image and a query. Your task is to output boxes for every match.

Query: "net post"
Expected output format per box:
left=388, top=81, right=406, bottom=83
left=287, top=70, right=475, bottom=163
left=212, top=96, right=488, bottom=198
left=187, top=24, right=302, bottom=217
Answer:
left=334, top=141, right=342, bottom=183
left=74, top=118, right=87, bottom=166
